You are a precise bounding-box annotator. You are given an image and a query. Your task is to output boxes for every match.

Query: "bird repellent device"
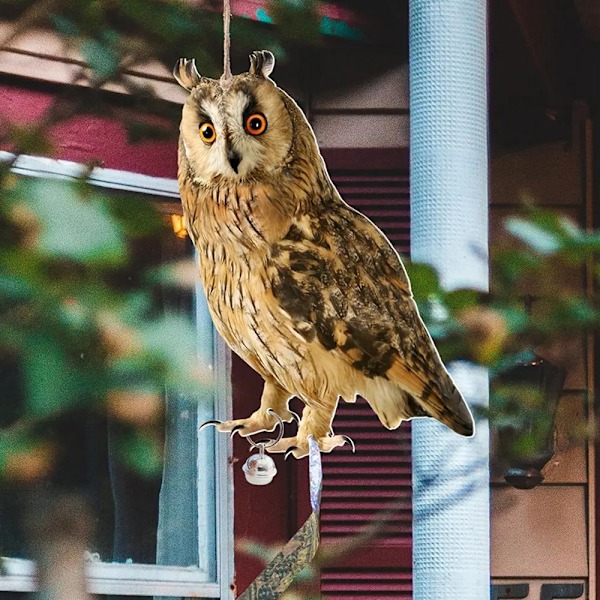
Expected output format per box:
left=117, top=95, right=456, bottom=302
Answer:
left=175, top=0, right=473, bottom=593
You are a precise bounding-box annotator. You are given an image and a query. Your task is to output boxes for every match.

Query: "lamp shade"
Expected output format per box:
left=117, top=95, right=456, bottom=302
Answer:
left=496, top=356, right=566, bottom=489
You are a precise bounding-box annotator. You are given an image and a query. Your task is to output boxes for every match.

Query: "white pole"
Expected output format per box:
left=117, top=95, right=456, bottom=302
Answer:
left=409, top=1, right=490, bottom=598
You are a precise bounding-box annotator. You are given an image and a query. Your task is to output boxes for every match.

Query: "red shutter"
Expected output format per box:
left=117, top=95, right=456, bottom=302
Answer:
left=319, top=161, right=412, bottom=599
left=331, top=169, right=410, bottom=253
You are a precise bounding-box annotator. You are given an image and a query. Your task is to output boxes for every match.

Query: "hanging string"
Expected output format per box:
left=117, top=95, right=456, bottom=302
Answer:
left=220, top=0, right=233, bottom=89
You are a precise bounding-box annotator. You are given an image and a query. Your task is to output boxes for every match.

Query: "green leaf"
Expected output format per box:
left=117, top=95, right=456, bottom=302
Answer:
left=119, top=0, right=198, bottom=41
left=445, top=289, right=479, bottom=311
left=22, top=333, right=80, bottom=418
left=105, top=194, right=163, bottom=238
left=494, top=249, right=540, bottom=285
left=81, top=37, right=119, bottom=79
left=52, top=15, right=79, bottom=37
left=552, top=297, right=600, bottom=326
left=9, top=125, right=54, bottom=156
left=124, top=120, right=173, bottom=144
left=269, top=0, right=322, bottom=43
left=25, top=179, right=126, bottom=265
left=404, top=262, right=440, bottom=302
left=505, top=217, right=561, bottom=254
left=490, top=349, right=536, bottom=377
left=0, top=274, right=33, bottom=301
left=114, top=430, right=163, bottom=478
left=498, top=306, right=529, bottom=334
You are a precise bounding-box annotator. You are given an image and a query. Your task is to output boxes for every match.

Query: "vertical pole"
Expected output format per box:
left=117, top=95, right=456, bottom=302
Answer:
left=409, top=1, right=490, bottom=599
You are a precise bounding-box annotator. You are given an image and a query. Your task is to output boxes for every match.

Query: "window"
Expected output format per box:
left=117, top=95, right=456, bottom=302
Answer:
left=0, top=153, right=234, bottom=598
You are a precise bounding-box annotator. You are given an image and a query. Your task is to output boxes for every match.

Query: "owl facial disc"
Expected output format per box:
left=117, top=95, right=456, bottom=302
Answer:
left=175, top=50, right=295, bottom=184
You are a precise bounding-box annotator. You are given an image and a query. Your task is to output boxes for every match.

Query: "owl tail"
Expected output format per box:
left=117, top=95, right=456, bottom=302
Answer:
left=375, top=360, right=475, bottom=437
left=410, top=381, right=475, bottom=437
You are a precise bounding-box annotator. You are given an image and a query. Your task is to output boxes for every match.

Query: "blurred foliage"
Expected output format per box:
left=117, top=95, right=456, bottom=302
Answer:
left=0, top=168, right=203, bottom=481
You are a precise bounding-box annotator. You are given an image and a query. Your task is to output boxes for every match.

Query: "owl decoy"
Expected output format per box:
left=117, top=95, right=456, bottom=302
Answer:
left=174, top=51, right=474, bottom=459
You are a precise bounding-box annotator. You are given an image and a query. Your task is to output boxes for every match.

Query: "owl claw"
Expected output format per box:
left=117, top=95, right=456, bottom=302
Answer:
left=230, top=424, right=246, bottom=438
left=199, top=420, right=222, bottom=431
left=341, top=435, right=356, bottom=453
left=284, top=447, right=298, bottom=460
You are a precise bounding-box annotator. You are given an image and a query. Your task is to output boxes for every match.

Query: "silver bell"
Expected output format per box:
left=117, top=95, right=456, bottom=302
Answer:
left=242, top=444, right=277, bottom=485
left=200, top=408, right=287, bottom=487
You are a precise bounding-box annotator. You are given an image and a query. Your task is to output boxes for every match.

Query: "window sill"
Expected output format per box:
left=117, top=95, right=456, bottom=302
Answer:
left=0, top=557, right=221, bottom=597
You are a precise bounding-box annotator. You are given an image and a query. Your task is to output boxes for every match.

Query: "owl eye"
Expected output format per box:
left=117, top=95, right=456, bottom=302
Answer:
left=245, top=113, right=267, bottom=136
left=199, top=122, right=216, bottom=144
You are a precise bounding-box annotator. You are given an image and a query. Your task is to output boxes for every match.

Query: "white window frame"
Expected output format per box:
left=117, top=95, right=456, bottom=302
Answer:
left=0, top=152, right=235, bottom=599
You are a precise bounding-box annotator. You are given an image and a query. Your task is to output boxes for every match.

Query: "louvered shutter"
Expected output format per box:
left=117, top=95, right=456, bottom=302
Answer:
left=319, top=160, right=412, bottom=600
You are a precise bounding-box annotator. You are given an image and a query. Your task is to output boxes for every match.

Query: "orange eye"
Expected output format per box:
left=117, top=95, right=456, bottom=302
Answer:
left=245, top=113, right=267, bottom=136
left=199, top=122, right=216, bottom=144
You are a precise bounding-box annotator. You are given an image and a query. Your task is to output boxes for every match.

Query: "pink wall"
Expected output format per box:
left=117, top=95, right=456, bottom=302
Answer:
left=0, top=82, right=178, bottom=178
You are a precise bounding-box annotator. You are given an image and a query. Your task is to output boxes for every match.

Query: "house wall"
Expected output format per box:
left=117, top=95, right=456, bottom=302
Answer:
left=310, top=46, right=409, bottom=149
left=489, top=130, right=594, bottom=600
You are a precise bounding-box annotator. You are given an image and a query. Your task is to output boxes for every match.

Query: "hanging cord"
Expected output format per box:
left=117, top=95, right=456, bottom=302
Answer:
left=220, top=0, right=233, bottom=89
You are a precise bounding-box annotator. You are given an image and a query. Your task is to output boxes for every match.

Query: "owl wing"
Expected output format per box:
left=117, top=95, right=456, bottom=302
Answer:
left=270, top=200, right=473, bottom=436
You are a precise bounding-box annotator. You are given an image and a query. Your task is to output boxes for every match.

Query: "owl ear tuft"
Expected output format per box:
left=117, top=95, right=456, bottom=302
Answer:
left=173, top=58, right=202, bottom=91
left=249, top=50, right=275, bottom=79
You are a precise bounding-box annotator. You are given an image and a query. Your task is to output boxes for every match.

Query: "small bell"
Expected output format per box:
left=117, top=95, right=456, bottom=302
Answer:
left=242, top=443, right=277, bottom=486
left=200, top=408, right=287, bottom=486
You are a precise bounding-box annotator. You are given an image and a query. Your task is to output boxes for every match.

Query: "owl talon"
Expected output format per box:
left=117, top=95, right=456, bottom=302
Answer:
left=199, top=420, right=222, bottom=431
left=230, top=424, right=245, bottom=438
left=268, top=432, right=349, bottom=459
left=203, top=409, right=289, bottom=437
left=284, top=447, right=298, bottom=460
left=341, top=435, right=356, bottom=453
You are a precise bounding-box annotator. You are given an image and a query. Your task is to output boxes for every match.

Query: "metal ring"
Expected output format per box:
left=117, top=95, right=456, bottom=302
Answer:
left=245, top=409, right=284, bottom=450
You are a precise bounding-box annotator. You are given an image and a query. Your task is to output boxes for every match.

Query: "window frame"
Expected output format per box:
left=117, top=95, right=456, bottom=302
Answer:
left=0, top=152, right=235, bottom=599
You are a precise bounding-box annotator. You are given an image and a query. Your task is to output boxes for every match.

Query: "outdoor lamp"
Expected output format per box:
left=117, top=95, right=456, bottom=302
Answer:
left=496, top=356, right=566, bottom=490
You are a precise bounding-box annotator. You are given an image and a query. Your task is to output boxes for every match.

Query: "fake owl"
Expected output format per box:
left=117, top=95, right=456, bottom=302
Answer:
left=174, top=51, right=474, bottom=458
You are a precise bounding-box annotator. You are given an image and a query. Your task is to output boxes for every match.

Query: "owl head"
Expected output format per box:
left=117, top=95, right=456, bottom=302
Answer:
left=174, top=51, right=319, bottom=185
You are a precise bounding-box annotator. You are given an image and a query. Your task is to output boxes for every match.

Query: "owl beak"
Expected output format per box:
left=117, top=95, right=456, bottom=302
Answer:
left=227, top=149, right=242, bottom=174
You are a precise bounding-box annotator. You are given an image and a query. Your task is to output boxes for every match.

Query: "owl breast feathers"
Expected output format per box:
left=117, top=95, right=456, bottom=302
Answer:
left=174, top=51, right=474, bottom=458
